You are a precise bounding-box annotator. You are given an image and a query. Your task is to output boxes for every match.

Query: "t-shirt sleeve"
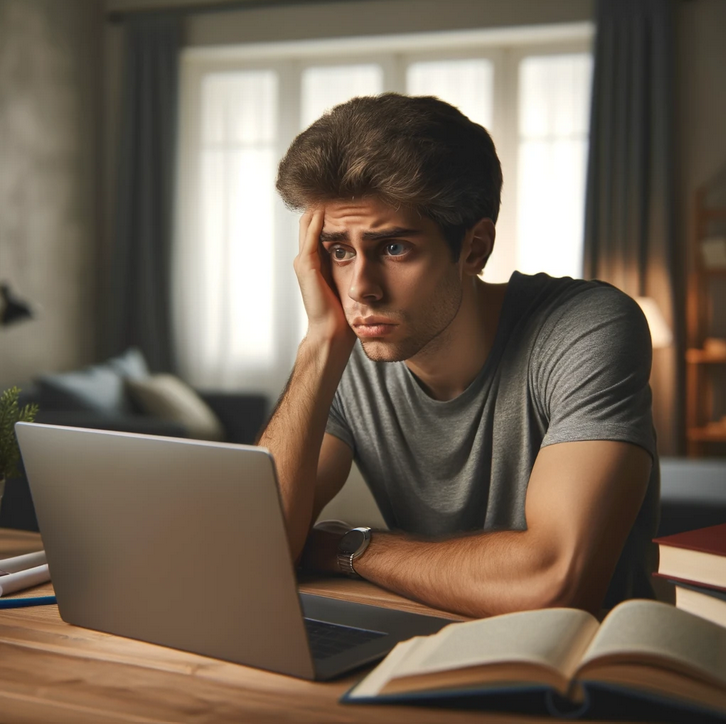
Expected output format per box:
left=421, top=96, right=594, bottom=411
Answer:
left=326, top=388, right=355, bottom=452
left=534, top=285, right=656, bottom=458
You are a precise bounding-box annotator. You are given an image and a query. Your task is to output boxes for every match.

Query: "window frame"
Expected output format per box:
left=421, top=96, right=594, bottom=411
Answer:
left=175, top=24, right=593, bottom=395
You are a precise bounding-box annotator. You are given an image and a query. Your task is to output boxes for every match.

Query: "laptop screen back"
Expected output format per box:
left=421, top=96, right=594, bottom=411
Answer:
left=16, top=423, right=316, bottom=679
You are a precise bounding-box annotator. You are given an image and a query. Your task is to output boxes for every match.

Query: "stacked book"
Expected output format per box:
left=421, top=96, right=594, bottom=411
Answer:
left=654, top=522, right=726, bottom=628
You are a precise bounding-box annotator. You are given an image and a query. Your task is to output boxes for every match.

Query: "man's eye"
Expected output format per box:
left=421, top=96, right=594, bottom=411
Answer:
left=329, top=246, right=354, bottom=261
left=385, top=242, right=407, bottom=257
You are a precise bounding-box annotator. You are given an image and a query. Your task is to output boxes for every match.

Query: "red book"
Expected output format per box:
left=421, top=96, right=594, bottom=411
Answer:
left=652, top=572, right=726, bottom=593
left=653, top=523, right=726, bottom=589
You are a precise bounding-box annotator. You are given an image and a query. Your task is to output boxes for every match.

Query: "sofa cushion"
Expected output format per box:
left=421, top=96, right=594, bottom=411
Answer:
left=106, top=347, right=150, bottom=380
left=35, top=349, right=151, bottom=414
left=37, top=364, right=131, bottom=414
left=126, top=374, right=225, bottom=441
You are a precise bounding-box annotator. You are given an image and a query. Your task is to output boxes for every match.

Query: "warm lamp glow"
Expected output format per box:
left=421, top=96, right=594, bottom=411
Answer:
left=635, top=297, right=673, bottom=349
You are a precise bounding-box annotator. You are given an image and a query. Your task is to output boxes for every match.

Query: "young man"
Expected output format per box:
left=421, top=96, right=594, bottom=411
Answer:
left=259, top=93, right=658, bottom=619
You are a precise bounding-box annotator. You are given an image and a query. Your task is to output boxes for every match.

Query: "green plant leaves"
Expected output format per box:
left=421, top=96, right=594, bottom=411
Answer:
left=0, top=387, right=38, bottom=480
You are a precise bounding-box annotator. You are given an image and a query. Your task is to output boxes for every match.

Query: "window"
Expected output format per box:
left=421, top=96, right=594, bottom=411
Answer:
left=516, top=54, right=592, bottom=278
left=175, top=26, right=593, bottom=398
left=406, top=59, right=494, bottom=129
left=301, top=64, right=384, bottom=127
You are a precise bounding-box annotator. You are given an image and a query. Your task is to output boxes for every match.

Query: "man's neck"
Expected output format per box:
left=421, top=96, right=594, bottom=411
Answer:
left=405, top=278, right=508, bottom=402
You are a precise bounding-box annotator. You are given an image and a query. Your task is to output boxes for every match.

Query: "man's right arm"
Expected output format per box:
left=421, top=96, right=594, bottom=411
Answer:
left=257, top=209, right=355, bottom=561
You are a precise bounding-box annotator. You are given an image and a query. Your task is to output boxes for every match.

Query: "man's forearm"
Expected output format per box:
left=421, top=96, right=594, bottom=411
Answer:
left=353, top=529, right=570, bottom=618
left=258, top=335, right=351, bottom=559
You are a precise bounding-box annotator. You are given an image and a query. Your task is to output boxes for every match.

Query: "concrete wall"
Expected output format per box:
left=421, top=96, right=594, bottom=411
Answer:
left=0, top=0, right=103, bottom=390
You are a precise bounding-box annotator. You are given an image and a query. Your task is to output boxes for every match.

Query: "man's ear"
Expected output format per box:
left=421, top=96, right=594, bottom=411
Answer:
left=461, top=218, right=495, bottom=276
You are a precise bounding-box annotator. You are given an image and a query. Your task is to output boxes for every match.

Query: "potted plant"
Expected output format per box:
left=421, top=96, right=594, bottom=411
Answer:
left=0, top=387, right=38, bottom=514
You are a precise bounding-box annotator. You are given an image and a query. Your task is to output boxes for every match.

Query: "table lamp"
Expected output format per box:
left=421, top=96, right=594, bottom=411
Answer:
left=0, top=283, right=34, bottom=327
left=635, top=297, right=673, bottom=349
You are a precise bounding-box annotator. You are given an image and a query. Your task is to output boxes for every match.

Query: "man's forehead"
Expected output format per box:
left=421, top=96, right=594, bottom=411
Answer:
left=319, top=226, right=424, bottom=243
left=315, top=198, right=430, bottom=236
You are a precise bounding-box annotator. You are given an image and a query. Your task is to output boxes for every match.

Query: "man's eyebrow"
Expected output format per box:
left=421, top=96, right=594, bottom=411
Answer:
left=319, top=230, right=349, bottom=243
left=319, top=227, right=423, bottom=243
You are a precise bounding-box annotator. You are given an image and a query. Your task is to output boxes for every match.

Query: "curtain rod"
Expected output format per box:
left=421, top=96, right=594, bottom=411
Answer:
left=106, top=0, right=367, bottom=23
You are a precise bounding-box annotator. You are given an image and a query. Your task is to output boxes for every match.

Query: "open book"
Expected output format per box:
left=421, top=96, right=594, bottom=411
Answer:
left=343, top=600, right=726, bottom=722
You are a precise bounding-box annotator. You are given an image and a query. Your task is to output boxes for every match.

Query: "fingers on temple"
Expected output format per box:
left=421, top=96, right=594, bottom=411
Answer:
left=298, top=210, right=312, bottom=254
left=299, top=208, right=324, bottom=256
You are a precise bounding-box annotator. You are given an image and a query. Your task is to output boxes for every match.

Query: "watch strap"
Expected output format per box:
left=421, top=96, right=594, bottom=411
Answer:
left=337, top=551, right=358, bottom=577
left=337, top=527, right=372, bottom=578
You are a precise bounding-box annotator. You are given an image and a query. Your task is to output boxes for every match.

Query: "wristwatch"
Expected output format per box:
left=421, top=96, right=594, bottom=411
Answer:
left=337, top=526, right=372, bottom=577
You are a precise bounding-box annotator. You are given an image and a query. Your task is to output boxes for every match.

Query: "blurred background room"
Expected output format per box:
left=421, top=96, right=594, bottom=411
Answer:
left=0, top=0, right=724, bottom=535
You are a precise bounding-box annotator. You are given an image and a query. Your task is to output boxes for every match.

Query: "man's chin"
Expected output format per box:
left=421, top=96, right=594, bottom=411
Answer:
left=359, top=338, right=410, bottom=363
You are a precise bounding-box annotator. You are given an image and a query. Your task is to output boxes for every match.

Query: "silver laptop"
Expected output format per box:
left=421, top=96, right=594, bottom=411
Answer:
left=16, top=422, right=449, bottom=680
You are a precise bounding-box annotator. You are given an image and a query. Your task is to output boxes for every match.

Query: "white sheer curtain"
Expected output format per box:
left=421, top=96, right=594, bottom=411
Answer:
left=406, top=58, right=493, bottom=129
left=301, top=64, right=383, bottom=127
left=174, top=70, right=279, bottom=391
left=175, top=63, right=384, bottom=398
left=516, top=54, right=592, bottom=278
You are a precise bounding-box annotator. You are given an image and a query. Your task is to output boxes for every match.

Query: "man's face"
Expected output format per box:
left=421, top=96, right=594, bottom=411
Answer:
left=319, top=197, right=465, bottom=363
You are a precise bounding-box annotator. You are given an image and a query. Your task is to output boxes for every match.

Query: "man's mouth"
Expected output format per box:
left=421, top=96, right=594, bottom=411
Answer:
left=351, top=317, right=398, bottom=338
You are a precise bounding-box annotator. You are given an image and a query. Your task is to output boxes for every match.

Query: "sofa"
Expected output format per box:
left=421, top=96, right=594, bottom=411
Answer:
left=1, top=348, right=269, bottom=531
left=16, top=348, right=268, bottom=443
left=658, top=457, right=726, bottom=537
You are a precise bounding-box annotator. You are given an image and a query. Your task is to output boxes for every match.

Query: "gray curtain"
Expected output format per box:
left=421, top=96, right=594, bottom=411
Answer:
left=584, top=0, right=681, bottom=455
left=106, top=14, right=180, bottom=372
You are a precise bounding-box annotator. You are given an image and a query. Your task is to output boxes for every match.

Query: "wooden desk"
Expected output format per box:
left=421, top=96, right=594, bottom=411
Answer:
left=0, top=529, right=548, bottom=723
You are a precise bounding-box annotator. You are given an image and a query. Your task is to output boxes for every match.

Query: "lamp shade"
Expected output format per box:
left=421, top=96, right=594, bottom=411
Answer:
left=635, top=297, right=673, bottom=349
left=0, top=283, right=34, bottom=326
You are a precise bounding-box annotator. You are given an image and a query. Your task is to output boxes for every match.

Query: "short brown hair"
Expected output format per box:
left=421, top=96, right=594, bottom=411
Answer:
left=276, top=93, right=502, bottom=260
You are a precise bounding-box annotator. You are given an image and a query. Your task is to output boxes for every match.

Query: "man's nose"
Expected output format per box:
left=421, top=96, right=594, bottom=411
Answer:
left=347, top=257, right=383, bottom=303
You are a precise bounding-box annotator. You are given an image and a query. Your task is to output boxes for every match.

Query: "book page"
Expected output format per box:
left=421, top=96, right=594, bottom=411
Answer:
left=363, top=607, right=598, bottom=696
left=348, top=637, right=428, bottom=698
left=577, top=599, right=726, bottom=689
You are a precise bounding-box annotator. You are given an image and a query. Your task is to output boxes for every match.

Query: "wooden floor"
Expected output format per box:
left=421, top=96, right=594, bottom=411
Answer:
left=0, top=529, right=591, bottom=723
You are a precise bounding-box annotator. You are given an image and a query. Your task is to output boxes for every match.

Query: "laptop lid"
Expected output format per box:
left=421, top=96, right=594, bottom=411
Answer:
left=17, top=423, right=319, bottom=678
left=16, top=423, right=449, bottom=680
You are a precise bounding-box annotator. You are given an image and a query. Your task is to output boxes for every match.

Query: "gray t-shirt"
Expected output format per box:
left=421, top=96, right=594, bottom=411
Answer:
left=326, top=272, right=659, bottom=607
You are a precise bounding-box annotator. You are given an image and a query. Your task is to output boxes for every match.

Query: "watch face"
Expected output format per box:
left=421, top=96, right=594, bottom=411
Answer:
left=338, top=529, right=366, bottom=556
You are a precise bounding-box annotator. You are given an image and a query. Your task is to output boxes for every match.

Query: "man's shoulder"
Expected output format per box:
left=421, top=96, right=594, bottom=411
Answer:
left=500, top=273, right=650, bottom=376
left=509, top=272, right=643, bottom=329
left=511, top=271, right=627, bottom=303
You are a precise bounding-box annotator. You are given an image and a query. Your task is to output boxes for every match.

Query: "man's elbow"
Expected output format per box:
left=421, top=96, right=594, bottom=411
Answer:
left=464, top=536, right=608, bottom=617
left=534, top=552, right=607, bottom=614
left=492, top=540, right=604, bottom=614
left=464, top=553, right=584, bottom=617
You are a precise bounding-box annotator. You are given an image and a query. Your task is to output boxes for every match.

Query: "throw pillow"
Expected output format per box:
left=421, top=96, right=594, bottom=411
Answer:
left=34, top=348, right=150, bottom=414
left=125, top=374, right=225, bottom=441
left=107, top=347, right=150, bottom=380
left=37, top=364, right=130, bottom=414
